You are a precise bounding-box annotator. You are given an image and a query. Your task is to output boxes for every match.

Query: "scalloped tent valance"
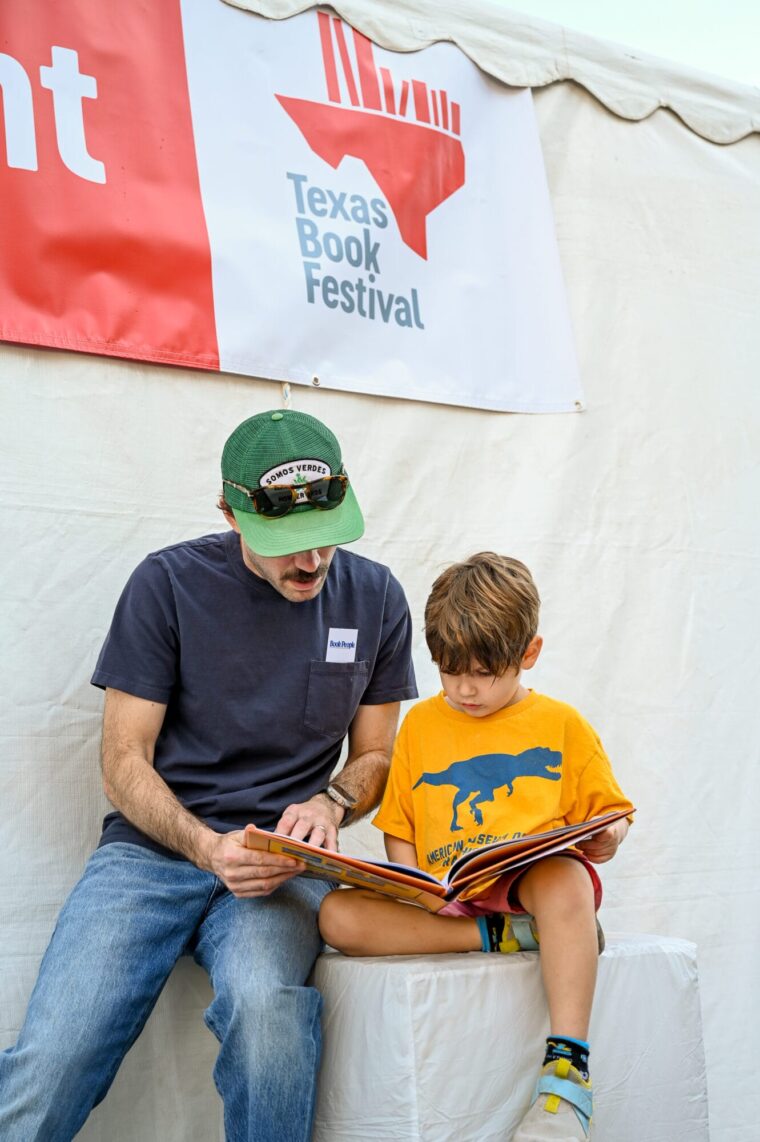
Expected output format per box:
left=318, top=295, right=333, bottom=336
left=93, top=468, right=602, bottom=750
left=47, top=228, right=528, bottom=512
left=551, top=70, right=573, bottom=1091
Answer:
left=223, top=0, right=760, bottom=144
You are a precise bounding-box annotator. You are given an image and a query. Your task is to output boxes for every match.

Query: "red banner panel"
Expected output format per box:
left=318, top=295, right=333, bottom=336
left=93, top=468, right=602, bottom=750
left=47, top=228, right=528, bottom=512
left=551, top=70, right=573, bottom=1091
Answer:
left=0, top=0, right=219, bottom=367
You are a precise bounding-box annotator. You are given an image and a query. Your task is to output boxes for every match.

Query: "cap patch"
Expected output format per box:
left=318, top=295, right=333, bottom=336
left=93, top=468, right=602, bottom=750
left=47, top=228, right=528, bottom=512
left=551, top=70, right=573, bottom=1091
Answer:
left=259, top=458, right=331, bottom=503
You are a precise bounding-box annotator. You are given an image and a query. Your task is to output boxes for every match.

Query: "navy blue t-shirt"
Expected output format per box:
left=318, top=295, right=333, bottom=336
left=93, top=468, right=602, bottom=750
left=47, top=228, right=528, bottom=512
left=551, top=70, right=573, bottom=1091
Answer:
left=91, top=531, right=417, bottom=854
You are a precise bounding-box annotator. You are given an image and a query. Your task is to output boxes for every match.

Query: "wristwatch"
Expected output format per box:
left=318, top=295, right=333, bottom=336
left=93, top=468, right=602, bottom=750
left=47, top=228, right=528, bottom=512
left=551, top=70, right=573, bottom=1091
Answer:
left=320, top=781, right=358, bottom=827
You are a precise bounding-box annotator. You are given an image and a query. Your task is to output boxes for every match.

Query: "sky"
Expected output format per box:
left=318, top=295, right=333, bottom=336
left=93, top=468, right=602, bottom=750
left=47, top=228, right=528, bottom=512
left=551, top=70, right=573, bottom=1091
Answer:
left=495, top=0, right=759, bottom=88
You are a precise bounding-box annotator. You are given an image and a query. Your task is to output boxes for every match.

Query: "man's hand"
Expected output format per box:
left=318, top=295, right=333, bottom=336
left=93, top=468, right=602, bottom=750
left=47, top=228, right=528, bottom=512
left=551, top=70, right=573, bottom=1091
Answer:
left=576, top=817, right=630, bottom=863
left=275, top=795, right=345, bottom=852
left=205, top=830, right=306, bottom=898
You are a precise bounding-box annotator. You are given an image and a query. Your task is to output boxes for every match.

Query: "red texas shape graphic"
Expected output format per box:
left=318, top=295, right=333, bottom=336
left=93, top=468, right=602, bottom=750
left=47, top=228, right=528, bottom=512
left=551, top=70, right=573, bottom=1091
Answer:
left=276, top=12, right=465, bottom=260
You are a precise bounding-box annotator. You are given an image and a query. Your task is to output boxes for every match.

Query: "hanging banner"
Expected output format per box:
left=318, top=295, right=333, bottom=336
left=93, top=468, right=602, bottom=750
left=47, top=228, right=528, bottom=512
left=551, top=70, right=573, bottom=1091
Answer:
left=0, top=0, right=582, bottom=412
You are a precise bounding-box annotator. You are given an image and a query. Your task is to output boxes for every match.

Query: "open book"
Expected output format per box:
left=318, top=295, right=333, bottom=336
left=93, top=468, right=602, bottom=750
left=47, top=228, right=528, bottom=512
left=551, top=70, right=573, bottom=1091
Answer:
left=244, top=808, right=633, bottom=912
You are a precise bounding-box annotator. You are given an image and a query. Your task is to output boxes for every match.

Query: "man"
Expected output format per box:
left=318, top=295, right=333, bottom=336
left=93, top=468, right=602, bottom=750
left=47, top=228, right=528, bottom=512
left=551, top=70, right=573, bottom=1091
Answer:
left=0, top=408, right=417, bottom=1142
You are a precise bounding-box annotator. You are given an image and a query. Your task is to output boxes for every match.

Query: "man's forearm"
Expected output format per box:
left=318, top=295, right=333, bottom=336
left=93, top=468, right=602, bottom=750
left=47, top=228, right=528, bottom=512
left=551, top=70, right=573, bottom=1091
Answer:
left=103, top=751, right=217, bottom=868
left=99, top=688, right=305, bottom=893
left=329, top=747, right=391, bottom=822
left=325, top=700, right=401, bottom=823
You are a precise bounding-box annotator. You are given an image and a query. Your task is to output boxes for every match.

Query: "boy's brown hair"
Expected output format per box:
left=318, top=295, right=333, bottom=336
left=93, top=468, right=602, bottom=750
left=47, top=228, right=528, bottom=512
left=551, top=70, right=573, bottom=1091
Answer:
left=424, top=552, right=540, bottom=675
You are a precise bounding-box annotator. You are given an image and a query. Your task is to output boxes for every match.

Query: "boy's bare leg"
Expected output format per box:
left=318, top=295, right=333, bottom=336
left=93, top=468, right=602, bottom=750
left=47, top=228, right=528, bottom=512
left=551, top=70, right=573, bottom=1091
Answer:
left=516, top=856, right=598, bottom=1039
left=319, top=888, right=482, bottom=956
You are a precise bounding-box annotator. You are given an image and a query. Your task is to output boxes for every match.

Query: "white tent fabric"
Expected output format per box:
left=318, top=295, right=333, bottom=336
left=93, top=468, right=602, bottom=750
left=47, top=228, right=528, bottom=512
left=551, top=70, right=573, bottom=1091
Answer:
left=226, top=0, right=760, bottom=143
left=2, top=8, right=759, bottom=1142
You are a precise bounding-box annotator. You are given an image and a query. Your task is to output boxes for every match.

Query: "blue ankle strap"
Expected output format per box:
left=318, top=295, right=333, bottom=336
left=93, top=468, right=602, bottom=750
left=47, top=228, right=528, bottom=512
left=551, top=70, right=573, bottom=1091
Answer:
left=511, top=915, right=539, bottom=950
left=535, top=1073, right=593, bottom=1132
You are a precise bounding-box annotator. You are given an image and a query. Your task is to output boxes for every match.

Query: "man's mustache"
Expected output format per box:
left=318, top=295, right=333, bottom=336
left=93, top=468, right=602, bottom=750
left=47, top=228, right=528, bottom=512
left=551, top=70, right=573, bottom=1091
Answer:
left=284, top=563, right=329, bottom=583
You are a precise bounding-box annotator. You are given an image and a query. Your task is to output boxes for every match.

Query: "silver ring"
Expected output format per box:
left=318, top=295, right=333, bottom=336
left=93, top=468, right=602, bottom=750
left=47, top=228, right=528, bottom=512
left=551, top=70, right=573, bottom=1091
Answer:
left=312, top=824, right=326, bottom=832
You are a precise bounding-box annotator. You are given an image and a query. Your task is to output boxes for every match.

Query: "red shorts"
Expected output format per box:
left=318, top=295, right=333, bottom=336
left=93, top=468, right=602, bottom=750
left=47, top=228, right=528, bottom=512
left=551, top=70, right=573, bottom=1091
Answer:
left=438, top=852, right=602, bottom=918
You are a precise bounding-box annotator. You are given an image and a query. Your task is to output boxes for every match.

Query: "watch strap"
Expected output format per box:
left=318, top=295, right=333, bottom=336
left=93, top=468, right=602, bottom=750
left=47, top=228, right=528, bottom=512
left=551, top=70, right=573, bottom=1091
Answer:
left=321, top=781, right=358, bottom=826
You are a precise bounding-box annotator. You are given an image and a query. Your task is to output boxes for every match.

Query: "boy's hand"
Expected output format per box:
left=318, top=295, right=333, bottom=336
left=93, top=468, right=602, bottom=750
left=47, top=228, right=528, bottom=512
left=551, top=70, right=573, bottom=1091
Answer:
left=577, top=817, right=629, bottom=863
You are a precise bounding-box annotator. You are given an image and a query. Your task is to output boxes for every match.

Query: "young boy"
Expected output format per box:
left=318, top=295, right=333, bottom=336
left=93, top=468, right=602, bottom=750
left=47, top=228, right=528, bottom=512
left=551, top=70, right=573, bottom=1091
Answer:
left=319, top=553, right=634, bottom=1141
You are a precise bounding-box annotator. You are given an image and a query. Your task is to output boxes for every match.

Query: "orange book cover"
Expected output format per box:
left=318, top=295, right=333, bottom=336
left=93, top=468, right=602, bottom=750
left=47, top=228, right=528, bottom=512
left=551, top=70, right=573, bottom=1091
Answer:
left=244, top=808, right=633, bottom=913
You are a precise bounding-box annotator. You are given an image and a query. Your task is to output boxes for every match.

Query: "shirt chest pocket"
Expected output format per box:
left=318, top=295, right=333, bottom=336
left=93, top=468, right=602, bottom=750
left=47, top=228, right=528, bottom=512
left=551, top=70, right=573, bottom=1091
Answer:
left=304, top=660, right=370, bottom=738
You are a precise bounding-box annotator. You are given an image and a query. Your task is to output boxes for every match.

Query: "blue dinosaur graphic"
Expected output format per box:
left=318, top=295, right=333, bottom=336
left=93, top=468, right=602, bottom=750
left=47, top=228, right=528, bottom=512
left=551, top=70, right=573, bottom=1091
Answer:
left=413, top=747, right=562, bottom=832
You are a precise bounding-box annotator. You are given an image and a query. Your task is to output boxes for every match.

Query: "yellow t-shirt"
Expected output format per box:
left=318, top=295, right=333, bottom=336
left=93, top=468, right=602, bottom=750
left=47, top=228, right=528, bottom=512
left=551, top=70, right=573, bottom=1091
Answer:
left=373, top=690, right=633, bottom=881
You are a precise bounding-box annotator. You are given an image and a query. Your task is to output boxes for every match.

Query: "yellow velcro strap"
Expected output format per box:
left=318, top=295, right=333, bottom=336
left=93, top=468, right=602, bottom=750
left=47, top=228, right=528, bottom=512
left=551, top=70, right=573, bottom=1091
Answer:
left=555, top=1057, right=572, bottom=1079
left=544, top=1094, right=561, bottom=1114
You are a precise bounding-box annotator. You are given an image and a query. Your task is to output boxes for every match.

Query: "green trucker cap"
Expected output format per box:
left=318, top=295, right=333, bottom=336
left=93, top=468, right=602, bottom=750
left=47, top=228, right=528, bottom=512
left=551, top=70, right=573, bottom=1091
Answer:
left=221, top=409, right=365, bottom=557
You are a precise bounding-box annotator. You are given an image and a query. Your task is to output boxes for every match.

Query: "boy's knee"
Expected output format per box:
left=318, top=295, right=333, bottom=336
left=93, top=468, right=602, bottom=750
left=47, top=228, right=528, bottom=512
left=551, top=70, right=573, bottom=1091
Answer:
left=519, top=856, right=594, bottom=914
left=318, top=889, right=365, bottom=954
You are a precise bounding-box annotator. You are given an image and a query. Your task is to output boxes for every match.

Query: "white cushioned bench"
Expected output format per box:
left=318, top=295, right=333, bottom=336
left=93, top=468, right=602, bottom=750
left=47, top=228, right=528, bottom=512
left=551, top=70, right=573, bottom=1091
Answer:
left=313, top=934, right=709, bottom=1142
left=32, top=931, right=706, bottom=1139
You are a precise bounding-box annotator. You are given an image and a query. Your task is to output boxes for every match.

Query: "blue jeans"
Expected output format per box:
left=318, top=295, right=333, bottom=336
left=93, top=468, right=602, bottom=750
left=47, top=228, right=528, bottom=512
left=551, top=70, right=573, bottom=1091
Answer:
left=0, top=843, right=331, bottom=1142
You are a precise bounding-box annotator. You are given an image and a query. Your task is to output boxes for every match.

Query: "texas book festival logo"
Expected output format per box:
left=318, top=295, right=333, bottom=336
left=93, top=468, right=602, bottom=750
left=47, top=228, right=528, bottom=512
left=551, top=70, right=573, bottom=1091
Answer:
left=276, top=12, right=466, bottom=331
